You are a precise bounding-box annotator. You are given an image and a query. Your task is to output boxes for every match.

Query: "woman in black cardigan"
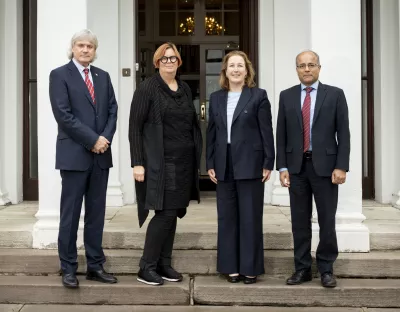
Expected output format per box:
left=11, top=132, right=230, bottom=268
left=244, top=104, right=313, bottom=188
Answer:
left=129, top=42, right=202, bottom=286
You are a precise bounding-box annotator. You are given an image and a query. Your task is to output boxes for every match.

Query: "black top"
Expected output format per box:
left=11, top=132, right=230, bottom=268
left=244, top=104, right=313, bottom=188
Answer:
left=156, top=74, right=195, bottom=209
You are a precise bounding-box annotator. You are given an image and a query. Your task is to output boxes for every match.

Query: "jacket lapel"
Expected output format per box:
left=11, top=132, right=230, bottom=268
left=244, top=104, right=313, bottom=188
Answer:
left=312, top=82, right=327, bottom=126
left=294, top=85, right=303, bottom=130
left=219, top=91, right=228, bottom=129
left=231, top=86, right=252, bottom=125
left=67, top=60, right=95, bottom=108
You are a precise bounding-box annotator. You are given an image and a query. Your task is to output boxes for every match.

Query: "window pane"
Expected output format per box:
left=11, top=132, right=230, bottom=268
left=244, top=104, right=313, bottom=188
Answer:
left=178, top=12, right=195, bottom=36
left=206, top=0, right=222, bottom=10
left=138, top=0, right=145, bottom=11
left=224, top=12, right=239, bottom=35
left=159, top=0, right=176, bottom=10
left=224, top=0, right=239, bottom=10
left=139, top=11, right=146, bottom=35
left=29, top=82, right=38, bottom=179
left=178, top=0, right=194, bottom=10
left=362, top=80, right=368, bottom=177
left=159, top=12, right=176, bottom=36
left=206, top=49, right=223, bottom=74
left=29, top=0, right=37, bottom=79
left=177, top=45, right=200, bottom=74
left=205, top=12, right=223, bottom=36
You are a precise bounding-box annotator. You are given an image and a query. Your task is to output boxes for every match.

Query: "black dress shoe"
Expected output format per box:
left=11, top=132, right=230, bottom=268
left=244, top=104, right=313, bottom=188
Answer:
left=227, top=274, right=242, bottom=283
left=62, top=273, right=79, bottom=289
left=321, top=273, right=337, bottom=288
left=243, top=276, right=257, bottom=284
left=86, top=269, right=118, bottom=284
left=286, top=269, right=312, bottom=285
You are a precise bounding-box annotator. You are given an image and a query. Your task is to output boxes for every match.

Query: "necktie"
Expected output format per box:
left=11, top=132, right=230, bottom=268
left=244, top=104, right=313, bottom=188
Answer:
left=302, top=87, right=313, bottom=152
left=83, top=68, right=96, bottom=104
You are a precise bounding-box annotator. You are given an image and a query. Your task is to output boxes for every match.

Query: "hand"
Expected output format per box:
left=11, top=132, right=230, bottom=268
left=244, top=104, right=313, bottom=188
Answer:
left=332, top=169, right=346, bottom=184
left=208, top=169, right=217, bottom=184
left=92, top=136, right=110, bottom=154
left=279, top=170, right=290, bottom=187
left=133, top=166, right=145, bottom=182
left=262, top=169, right=271, bottom=182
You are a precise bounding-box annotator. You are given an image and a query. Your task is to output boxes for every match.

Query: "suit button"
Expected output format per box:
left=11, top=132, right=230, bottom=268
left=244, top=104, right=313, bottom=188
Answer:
left=244, top=110, right=248, bottom=113
left=217, top=127, right=219, bottom=130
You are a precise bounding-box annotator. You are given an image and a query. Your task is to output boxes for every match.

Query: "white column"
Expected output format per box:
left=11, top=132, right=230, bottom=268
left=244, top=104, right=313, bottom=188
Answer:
left=87, top=0, right=124, bottom=207
left=270, top=0, right=311, bottom=206
left=118, top=0, right=136, bottom=204
left=310, top=0, right=369, bottom=252
left=33, top=0, right=88, bottom=248
left=372, top=0, right=400, bottom=207
left=0, top=0, right=23, bottom=205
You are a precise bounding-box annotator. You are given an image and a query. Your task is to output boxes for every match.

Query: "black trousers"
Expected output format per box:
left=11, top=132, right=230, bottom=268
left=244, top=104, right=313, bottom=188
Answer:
left=216, top=145, right=265, bottom=276
left=58, top=158, right=109, bottom=274
left=289, top=155, right=338, bottom=274
left=140, top=209, right=178, bottom=270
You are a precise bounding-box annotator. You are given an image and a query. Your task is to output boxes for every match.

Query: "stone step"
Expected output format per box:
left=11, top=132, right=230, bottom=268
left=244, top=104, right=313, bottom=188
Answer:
left=0, top=276, right=190, bottom=305
left=1, top=249, right=400, bottom=278
left=2, top=228, right=400, bottom=251
left=194, top=276, right=400, bottom=308
left=2, top=304, right=393, bottom=312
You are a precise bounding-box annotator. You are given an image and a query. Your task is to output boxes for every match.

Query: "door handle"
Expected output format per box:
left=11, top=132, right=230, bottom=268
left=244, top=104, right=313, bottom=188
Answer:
left=201, top=103, right=206, bottom=121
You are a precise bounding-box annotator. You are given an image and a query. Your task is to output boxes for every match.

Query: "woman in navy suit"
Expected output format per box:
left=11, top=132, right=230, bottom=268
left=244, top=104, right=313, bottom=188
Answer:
left=206, top=51, right=275, bottom=284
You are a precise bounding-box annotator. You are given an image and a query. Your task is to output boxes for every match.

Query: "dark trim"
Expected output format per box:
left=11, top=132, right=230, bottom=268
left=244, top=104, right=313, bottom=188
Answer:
left=239, top=0, right=258, bottom=84
left=23, top=0, right=38, bottom=200
left=362, top=0, right=375, bottom=199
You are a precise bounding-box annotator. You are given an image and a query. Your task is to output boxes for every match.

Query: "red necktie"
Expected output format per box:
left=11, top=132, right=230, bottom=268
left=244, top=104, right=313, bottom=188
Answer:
left=83, top=68, right=96, bottom=104
left=302, top=87, right=313, bottom=152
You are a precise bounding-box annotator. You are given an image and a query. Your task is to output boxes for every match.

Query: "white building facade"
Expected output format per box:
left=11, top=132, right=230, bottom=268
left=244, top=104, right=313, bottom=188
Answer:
left=0, top=0, right=400, bottom=252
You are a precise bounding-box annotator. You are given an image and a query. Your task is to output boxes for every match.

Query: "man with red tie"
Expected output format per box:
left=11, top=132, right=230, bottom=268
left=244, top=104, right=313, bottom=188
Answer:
left=49, top=29, right=118, bottom=288
left=276, top=50, right=350, bottom=288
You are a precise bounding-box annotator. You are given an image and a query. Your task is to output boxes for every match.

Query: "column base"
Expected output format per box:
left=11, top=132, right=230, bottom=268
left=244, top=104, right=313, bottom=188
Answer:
left=271, top=185, right=290, bottom=206
left=106, top=182, right=123, bottom=207
left=392, top=191, right=400, bottom=209
left=32, top=216, right=84, bottom=249
left=0, top=191, right=11, bottom=206
left=311, top=212, right=370, bottom=252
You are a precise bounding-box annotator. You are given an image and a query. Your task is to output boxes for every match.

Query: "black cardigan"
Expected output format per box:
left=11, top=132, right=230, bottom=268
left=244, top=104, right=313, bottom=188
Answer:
left=128, top=73, right=203, bottom=227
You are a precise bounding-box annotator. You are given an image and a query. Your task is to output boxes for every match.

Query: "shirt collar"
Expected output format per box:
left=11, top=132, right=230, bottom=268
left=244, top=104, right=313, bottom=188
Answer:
left=301, top=80, right=319, bottom=91
left=72, top=58, right=91, bottom=73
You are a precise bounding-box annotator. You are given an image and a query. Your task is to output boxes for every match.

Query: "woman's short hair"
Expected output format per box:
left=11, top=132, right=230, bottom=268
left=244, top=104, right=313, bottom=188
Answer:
left=219, top=50, right=256, bottom=90
left=67, top=29, right=98, bottom=61
left=153, top=42, right=182, bottom=68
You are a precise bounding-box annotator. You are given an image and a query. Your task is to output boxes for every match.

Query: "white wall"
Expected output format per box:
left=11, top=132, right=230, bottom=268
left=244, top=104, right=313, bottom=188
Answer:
left=373, top=0, right=400, bottom=204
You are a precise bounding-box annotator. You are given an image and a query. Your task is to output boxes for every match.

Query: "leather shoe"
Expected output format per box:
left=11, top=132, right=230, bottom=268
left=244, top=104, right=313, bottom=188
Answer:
left=86, top=269, right=118, bottom=284
left=227, top=274, right=242, bottom=283
left=286, top=269, right=312, bottom=285
left=62, top=273, right=79, bottom=289
left=243, top=276, right=257, bottom=284
left=321, top=273, right=337, bottom=288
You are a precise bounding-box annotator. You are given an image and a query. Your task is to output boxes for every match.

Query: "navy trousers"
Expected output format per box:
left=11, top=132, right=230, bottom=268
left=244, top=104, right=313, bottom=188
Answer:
left=58, top=158, right=109, bottom=274
left=216, top=145, right=265, bottom=276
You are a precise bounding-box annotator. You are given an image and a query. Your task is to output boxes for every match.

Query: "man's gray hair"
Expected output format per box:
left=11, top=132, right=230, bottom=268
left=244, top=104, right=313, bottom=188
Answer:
left=295, top=50, right=320, bottom=65
left=67, top=29, right=98, bottom=61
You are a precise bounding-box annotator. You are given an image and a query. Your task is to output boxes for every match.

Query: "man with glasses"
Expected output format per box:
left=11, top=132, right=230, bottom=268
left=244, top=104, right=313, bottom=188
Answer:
left=276, top=50, right=350, bottom=288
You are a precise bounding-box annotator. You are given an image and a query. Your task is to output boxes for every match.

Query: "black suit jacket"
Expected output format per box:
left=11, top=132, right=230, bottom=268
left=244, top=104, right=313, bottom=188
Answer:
left=206, top=86, right=275, bottom=181
left=276, top=82, right=350, bottom=177
left=49, top=60, right=118, bottom=171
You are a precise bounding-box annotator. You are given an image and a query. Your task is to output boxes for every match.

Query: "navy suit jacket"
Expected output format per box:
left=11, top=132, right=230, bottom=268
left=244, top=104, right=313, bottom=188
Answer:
left=276, top=82, right=350, bottom=177
left=206, top=86, right=275, bottom=181
left=49, top=60, right=118, bottom=171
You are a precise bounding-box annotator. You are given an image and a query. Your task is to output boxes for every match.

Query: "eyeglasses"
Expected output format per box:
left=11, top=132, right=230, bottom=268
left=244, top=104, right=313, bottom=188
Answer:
left=296, top=63, right=320, bottom=70
left=159, top=56, right=178, bottom=64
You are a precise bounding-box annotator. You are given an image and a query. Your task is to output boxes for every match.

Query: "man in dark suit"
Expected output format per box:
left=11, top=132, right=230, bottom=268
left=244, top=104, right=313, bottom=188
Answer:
left=49, top=29, right=118, bottom=288
left=276, top=50, right=350, bottom=288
